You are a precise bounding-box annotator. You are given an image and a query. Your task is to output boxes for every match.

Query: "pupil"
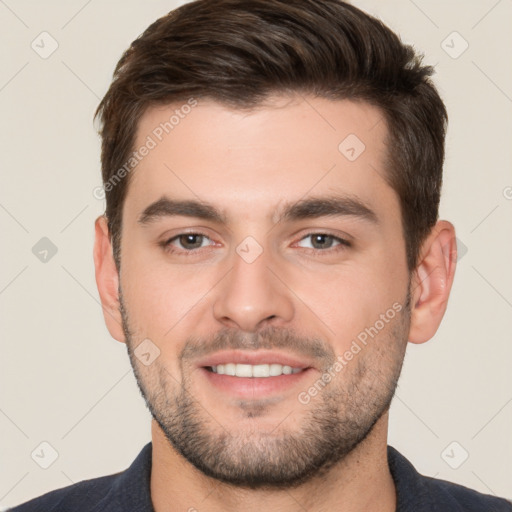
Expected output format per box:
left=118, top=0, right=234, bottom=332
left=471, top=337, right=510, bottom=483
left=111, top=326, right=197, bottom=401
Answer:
left=180, top=234, right=202, bottom=249
left=313, top=235, right=331, bottom=249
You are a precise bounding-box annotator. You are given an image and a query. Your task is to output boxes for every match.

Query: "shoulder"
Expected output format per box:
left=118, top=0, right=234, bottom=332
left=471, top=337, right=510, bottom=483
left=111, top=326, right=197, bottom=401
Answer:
left=7, top=473, right=121, bottom=512
left=7, top=442, right=153, bottom=512
left=387, top=445, right=512, bottom=511
left=421, top=473, right=512, bottom=511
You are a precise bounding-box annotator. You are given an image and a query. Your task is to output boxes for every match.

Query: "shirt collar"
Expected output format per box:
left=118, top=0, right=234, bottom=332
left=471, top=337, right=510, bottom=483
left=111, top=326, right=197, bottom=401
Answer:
left=387, top=445, right=438, bottom=511
left=91, top=442, right=154, bottom=512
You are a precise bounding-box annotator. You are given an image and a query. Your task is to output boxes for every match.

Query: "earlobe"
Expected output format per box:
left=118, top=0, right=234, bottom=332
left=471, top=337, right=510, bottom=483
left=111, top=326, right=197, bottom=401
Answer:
left=93, top=215, right=126, bottom=343
left=408, top=220, right=457, bottom=344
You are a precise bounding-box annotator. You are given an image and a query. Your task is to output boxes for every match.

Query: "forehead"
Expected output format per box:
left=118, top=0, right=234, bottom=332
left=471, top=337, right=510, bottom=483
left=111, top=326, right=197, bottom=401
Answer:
left=126, top=95, right=398, bottom=225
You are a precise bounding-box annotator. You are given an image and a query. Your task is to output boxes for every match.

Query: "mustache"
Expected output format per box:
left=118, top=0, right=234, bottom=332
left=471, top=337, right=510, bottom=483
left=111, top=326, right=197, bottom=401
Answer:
left=179, top=326, right=336, bottom=368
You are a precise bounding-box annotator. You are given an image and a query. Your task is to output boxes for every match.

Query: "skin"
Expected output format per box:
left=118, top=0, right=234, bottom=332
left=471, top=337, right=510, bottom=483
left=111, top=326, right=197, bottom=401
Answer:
left=94, top=95, right=457, bottom=512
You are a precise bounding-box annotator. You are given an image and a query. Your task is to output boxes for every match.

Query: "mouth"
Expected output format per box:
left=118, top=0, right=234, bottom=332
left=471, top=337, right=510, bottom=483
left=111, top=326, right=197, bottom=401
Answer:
left=206, top=363, right=303, bottom=377
left=196, top=350, right=315, bottom=399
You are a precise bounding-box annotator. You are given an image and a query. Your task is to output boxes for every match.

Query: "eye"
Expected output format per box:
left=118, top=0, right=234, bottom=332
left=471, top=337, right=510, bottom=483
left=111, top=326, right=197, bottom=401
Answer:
left=296, top=233, right=351, bottom=251
left=163, top=233, right=214, bottom=252
left=160, top=231, right=350, bottom=256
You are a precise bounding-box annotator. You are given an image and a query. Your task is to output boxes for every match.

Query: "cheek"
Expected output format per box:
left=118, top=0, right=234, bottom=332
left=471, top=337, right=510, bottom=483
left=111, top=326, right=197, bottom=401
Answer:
left=119, top=248, right=218, bottom=339
left=284, top=260, right=406, bottom=350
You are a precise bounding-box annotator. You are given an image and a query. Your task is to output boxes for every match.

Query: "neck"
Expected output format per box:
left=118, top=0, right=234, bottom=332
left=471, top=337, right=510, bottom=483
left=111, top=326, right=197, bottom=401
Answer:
left=149, top=415, right=396, bottom=512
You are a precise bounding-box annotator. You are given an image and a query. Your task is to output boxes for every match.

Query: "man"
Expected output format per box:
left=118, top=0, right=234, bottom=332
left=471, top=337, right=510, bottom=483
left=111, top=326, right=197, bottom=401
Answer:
left=10, top=0, right=511, bottom=510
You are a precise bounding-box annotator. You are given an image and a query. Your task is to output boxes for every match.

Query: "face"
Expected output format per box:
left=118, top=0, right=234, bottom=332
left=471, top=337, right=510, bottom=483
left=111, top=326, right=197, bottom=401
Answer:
left=117, top=95, right=412, bottom=488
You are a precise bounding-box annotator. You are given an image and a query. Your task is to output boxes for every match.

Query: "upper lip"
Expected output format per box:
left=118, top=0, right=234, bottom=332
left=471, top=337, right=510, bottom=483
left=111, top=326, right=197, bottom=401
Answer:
left=196, top=350, right=315, bottom=370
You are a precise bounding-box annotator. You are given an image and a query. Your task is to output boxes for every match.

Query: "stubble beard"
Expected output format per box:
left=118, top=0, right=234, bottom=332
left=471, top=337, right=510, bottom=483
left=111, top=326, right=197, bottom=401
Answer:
left=120, top=292, right=410, bottom=489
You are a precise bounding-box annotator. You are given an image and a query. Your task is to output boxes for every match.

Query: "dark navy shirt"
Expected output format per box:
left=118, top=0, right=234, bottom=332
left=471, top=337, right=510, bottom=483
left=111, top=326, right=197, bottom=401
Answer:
left=9, top=443, right=512, bottom=511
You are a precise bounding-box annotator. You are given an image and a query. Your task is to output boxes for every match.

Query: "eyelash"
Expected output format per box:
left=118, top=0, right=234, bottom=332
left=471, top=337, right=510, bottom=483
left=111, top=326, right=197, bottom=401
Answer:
left=160, top=231, right=351, bottom=256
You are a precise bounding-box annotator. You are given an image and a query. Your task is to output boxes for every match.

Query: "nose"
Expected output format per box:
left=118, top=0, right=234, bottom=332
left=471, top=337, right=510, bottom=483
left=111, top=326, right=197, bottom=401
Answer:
left=212, top=245, right=295, bottom=332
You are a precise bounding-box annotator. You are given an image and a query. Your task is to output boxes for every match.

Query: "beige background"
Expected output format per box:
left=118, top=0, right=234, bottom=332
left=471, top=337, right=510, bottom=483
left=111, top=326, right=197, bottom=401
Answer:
left=1, top=0, right=511, bottom=508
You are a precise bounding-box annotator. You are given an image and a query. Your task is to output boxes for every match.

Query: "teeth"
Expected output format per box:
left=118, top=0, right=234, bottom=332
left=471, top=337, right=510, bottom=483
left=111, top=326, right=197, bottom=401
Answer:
left=236, top=364, right=253, bottom=377
left=269, top=363, right=283, bottom=376
left=224, top=363, right=236, bottom=376
left=211, top=363, right=303, bottom=377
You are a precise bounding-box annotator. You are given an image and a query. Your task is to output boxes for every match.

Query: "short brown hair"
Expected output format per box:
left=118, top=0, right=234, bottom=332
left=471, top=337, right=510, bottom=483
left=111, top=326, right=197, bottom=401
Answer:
left=94, top=0, right=447, bottom=271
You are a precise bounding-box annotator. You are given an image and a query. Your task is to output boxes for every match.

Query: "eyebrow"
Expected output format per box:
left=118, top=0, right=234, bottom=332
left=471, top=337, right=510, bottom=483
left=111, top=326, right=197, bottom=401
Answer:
left=279, top=194, right=378, bottom=224
left=138, top=197, right=227, bottom=225
left=138, top=194, right=378, bottom=226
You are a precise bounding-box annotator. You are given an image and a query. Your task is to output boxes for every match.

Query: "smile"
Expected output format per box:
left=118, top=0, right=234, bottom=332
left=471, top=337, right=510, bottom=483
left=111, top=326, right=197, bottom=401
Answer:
left=208, top=363, right=304, bottom=377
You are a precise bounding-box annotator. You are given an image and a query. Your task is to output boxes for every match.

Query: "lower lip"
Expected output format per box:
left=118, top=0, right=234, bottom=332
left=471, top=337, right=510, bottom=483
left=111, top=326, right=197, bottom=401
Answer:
left=199, top=367, right=313, bottom=399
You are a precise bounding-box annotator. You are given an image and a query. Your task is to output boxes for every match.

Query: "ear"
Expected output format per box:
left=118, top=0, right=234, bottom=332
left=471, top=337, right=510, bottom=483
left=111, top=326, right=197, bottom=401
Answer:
left=408, top=220, right=457, bottom=344
left=93, top=215, right=125, bottom=343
